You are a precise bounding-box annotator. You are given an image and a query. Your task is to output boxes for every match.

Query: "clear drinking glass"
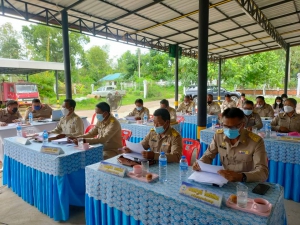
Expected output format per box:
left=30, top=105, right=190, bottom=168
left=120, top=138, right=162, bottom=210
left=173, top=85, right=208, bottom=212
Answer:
left=252, top=127, right=258, bottom=134
left=237, top=184, right=248, bottom=208
left=78, top=138, right=83, bottom=148
left=141, top=161, right=149, bottom=177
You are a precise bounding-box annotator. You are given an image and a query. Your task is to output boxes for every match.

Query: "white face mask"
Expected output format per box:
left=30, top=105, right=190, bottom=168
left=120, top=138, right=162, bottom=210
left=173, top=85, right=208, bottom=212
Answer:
left=184, top=102, right=189, bottom=106
left=284, top=106, right=294, bottom=113
left=256, top=104, right=263, bottom=108
left=61, top=108, right=69, bottom=116
left=276, top=102, right=281, bottom=105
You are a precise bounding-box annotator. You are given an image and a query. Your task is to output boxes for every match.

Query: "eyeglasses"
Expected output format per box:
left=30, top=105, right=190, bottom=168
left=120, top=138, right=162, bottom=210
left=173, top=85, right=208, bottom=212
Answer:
left=223, top=122, right=243, bottom=130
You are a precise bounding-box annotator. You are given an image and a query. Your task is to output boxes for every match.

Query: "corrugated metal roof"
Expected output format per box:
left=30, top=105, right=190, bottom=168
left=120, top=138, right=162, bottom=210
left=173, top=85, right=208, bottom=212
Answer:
left=99, top=73, right=123, bottom=82
left=0, top=0, right=299, bottom=60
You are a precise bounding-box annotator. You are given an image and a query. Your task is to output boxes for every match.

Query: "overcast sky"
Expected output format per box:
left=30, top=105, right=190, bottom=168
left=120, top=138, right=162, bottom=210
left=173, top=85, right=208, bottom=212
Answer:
left=0, top=16, right=149, bottom=61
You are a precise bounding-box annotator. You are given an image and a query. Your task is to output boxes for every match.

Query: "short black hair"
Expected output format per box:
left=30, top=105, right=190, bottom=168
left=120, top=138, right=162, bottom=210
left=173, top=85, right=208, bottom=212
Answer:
left=184, top=95, right=190, bottom=99
left=256, top=96, right=265, bottom=101
left=222, top=107, right=245, bottom=120
left=207, top=94, right=213, bottom=98
left=286, top=98, right=297, bottom=107
left=135, top=99, right=143, bottom=105
left=243, top=100, right=254, bottom=106
left=281, top=94, right=288, bottom=98
left=241, top=93, right=245, bottom=97
left=153, top=108, right=170, bottom=121
left=64, top=99, right=76, bottom=109
left=32, top=98, right=41, bottom=103
left=96, top=102, right=110, bottom=113
left=6, top=100, right=18, bottom=107
left=225, top=94, right=231, bottom=98
left=160, top=99, right=169, bottom=107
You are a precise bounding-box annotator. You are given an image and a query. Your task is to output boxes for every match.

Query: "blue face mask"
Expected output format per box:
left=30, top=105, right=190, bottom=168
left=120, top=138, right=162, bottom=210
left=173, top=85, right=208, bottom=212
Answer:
left=96, top=113, right=104, bottom=122
left=243, top=109, right=252, bottom=116
left=224, top=128, right=240, bottom=139
left=34, top=105, right=41, bottom=111
left=154, top=126, right=165, bottom=134
left=136, top=107, right=142, bottom=111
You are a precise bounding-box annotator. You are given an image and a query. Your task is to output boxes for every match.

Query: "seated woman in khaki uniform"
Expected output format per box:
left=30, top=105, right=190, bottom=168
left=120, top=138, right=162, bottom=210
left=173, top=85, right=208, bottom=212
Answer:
left=193, top=108, right=269, bottom=183
left=124, top=108, right=182, bottom=163
left=271, top=98, right=300, bottom=133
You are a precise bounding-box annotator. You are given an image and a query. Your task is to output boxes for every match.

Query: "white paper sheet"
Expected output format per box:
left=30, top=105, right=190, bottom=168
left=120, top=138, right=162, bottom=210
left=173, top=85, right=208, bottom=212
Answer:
left=123, top=152, right=145, bottom=161
left=198, top=161, right=224, bottom=174
left=125, top=140, right=144, bottom=154
left=125, top=116, right=136, bottom=121
left=51, top=137, right=69, bottom=144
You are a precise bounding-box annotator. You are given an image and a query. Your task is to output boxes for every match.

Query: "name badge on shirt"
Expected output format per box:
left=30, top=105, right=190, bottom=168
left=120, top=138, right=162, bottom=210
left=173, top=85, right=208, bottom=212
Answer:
left=239, top=150, right=249, bottom=155
left=162, top=142, right=170, bottom=146
left=151, top=139, right=157, bottom=142
left=219, top=142, right=226, bottom=150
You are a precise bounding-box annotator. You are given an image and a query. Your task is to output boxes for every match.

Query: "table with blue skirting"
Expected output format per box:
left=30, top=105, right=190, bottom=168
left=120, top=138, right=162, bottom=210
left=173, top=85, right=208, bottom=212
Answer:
left=2, top=137, right=103, bottom=221
left=121, top=123, right=181, bottom=143
left=85, top=157, right=286, bottom=225
left=181, top=115, right=218, bottom=139
left=200, top=128, right=300, bottom=202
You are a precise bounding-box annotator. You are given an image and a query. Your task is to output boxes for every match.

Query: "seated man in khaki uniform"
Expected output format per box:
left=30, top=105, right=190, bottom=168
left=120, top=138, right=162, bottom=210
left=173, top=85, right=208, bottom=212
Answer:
left=176, top=95, right=195, bottom=114
left=193, top=108, right=268, bottom=182
left=242, top=100, right=263, bottom=131
left=207, top=94, right=221, bottom=115
left=126, top=99, right=150, bottom=120
left=0, top=100, right=22, bottom=126
left=70, top=102, right=122, bottom=160
left=25, top=98, right=53, bottom=120
left=124, top=108, right=182, bottom=163
left=160, top=99, right=177, bottom=123
left=221, top=94, right=236, bottom=113
left=236, top=93, right=247, bottom=108
left=49, top=99, right=84, bottom=139
left=271, top=98, right=300, bottom=133
left=254, top=96, right=274, bottom=118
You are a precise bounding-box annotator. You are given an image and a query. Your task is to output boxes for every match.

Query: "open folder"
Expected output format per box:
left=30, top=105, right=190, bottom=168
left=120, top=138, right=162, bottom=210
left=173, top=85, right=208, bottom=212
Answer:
left=188, top=161, right=228, bottom=187
left=122, top=140, right=146, bottom=161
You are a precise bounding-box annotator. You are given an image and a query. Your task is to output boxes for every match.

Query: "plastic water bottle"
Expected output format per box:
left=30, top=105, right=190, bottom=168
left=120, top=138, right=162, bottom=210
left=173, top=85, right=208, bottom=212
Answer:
left=192, top=107, right=195, bottom=115
left=159, top=152, right=167, bottom=183
left=179, top=156, right=188, bottom=183
left=114, top=111, right=119, bottom=119
left=143, top=113, right=148, bottom=125
left=16, top=124, right=22, bottom=137
left=43, top=130, right=48, bottom=143
left=211, top=117, right=217, bottom=130
left=29, top=112, right=33, bottom=124
left=265, top=122, right=271, bottom=138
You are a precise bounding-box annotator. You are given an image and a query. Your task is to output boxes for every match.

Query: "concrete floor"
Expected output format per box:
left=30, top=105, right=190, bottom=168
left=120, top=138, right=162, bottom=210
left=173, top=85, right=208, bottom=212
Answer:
left=0, top=170, right=300, bottom=225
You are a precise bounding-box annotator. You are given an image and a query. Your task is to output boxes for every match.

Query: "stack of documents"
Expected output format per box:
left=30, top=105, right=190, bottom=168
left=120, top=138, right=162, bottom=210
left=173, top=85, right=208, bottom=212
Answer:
left=51, top=137, right=69, bottom=144
left=188, top=161, right=228, bottom=187
left=123, top=140, right=145, bottom=161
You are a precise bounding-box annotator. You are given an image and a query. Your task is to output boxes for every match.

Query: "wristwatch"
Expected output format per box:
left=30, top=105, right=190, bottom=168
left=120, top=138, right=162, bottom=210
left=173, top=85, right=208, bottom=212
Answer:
left=241, top=173, right=247, bottom=182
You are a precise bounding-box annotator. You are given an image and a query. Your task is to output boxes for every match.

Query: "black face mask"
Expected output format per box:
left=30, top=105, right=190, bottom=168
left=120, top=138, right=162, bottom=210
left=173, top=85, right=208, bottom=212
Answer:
left=12, top=107, right=18, bottom=113
left=207, top=101, right=212, bottom=104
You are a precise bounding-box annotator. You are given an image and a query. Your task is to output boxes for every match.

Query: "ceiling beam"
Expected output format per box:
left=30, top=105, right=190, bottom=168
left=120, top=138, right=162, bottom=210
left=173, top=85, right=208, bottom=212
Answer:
left=49, top=0, right=84, bottom=21
left=235, top=0, right=288, bottom=50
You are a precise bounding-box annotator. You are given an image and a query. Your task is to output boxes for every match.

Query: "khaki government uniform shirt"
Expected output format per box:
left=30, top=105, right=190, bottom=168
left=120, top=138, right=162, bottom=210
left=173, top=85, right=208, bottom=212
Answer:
left=78, top=114, right=122, bottom=159
left=176, top=101, right=195, bottom=113
left=50, top=112, right=84, bottom=137
left=244, top=112, right=263, bottom=130
left=221, top=100, right=236, bottom=113
left=200, top=129, right=269, bottom=182
left=167, top=107, right=177, bottom=123
left=271, top=112, right=300, bottom=133
left=236, top=98, right=247, bottom=108
left=140, top=126, right=182, bottom=163
left=0, top=108, right=22, bottom=124
left=25, top=104, right=53, bottom=120
left=207, top=102, right=221, bottom=115
left=127, top=107, right=150, bottom=118
left=254, top=104, right=274, bottom=118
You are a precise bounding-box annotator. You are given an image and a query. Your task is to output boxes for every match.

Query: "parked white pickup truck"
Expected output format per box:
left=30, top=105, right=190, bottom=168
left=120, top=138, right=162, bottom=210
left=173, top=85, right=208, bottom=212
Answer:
left=92, top=86, right=126, bottom=98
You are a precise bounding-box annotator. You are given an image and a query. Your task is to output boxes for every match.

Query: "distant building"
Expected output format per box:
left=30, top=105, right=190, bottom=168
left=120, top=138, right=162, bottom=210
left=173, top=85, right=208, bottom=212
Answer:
left=99, top=73, right=122, bottom=86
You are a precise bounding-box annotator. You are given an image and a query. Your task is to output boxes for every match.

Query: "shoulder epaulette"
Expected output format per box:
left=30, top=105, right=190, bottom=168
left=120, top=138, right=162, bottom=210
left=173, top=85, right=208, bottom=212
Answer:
left=171, top=128, right=179, bottom=137
left=248, top=132, right=260, bottom=142
left=216, top=129, right=223, bottom=134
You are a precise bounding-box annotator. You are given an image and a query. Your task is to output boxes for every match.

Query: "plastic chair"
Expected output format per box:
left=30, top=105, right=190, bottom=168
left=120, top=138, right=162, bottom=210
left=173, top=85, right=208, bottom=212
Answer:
left=121, top=129, right=132, bottom=146
left=91, top=113, right=96, bottom=125
left=182, top=138, right=201, bottom=166
left=177, top=116, right=185, bottom=123
left=85, top=124, right=95, bottom=134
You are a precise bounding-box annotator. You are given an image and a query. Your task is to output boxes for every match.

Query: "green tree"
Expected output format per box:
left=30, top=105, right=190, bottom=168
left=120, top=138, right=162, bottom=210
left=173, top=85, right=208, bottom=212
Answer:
left=0, top=22, right=23, bottom=59
left=117, top=50, right=138, bottom=80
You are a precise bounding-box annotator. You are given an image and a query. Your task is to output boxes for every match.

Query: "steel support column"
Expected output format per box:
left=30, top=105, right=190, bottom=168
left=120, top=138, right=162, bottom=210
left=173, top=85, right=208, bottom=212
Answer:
left=197, top=0, right=209, bottom=139
left=218, top=59, right=222, bottom=104
left=61, top=10, right=72, bottom=99
left=284, top=44, right=290, bottom=94
left=175, top=44, right=179, bottom=109
left=55, top=70, right=59, bottom=107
